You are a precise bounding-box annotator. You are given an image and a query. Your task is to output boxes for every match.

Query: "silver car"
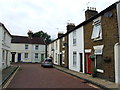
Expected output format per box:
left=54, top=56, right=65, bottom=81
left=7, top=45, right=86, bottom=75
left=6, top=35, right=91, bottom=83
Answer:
left=41, top=58, right=53, bottom=67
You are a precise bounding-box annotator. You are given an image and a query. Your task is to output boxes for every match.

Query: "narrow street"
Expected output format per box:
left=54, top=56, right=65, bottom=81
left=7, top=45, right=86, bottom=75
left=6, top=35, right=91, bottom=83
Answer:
left=6, top=63, right=99, bottom=88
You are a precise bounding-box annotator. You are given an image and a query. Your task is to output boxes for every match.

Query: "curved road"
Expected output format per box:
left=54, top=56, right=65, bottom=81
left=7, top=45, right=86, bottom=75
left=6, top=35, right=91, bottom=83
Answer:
left=7, top=63, right=99, bottom=88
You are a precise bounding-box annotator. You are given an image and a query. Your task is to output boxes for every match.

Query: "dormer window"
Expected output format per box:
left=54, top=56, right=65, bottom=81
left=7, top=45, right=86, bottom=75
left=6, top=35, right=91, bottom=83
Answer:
left=91, top=17, right=102, bottom=41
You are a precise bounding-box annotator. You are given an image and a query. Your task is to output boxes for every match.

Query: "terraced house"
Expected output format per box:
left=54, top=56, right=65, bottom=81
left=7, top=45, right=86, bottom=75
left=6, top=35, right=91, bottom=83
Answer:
left=83, top=1, right=120, bottom=83
left=0, top=23, right=12, bottom=69
left=47, top=1, right=120, bottom=84
left=11, top=31, right=46, bottom=63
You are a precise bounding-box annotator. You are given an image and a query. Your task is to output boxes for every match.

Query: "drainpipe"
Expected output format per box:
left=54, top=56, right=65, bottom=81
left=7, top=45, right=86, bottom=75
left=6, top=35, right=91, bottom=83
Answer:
left=115, top=1, right=120, bottom=85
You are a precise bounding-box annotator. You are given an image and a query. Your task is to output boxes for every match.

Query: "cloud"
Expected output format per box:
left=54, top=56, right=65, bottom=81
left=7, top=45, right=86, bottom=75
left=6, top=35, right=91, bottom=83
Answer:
left=0, top=0, right=119, bottom=39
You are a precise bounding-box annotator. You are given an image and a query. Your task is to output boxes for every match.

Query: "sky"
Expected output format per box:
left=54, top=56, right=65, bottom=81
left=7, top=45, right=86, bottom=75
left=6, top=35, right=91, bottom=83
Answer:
left=0, top=0, right=119, bottom=39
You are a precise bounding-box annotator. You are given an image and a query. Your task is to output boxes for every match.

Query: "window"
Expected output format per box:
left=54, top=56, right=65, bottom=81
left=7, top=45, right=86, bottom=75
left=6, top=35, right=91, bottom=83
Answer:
left=93, top=45, right=104, bottom=73
left=25, top=45, right=28, bottom=49
left=62, top=51, right=65, bottom=64
left=2, top=50, right=5, bottom=62
left=73, top=31, right=76, bottom=45
left=62, top=37, right=65, bottom=48
left=41, top=54, right=44, bottom=62
left=3, top=31, right=6, bottom=43
left=93, top=45, right=104, bottom=55
left=91, top=17, right=102, bottom=40
left=96, top=55, right=103, bottom=73
left=35, top=45, right=39, bottom=50
left=24, top=53, right=28, bottom=59
left=35, top=53, right=38, bottom=59
left=73, top=52, right=77, bottom=66
left=55, top=53, right=57, bottom=63
left=56, top=41, right=57, bottom=50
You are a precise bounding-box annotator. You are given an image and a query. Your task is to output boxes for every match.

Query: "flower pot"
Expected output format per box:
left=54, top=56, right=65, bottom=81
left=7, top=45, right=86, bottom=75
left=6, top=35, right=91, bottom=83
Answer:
left=89, top=55, right=95, bottom=61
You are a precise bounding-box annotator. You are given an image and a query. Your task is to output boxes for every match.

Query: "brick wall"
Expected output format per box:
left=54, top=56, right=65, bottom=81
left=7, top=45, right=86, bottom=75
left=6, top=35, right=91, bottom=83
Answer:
left=59, top=35, right=68, bottom=68
left=84, top=8, right=119, bottom=82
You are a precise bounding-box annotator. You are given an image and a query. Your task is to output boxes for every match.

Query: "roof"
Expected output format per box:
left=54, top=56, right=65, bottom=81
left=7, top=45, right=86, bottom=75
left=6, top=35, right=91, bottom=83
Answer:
left=11, top=35, right=46, bottom=45
left=48, top=1, right=120, bottom=45
left=0, top=22, right=12, bottom=37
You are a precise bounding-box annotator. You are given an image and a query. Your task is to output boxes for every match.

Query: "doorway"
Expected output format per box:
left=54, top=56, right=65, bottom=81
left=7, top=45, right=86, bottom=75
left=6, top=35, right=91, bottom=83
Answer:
left=79, top=53, right=83, bottom=72
left=11, top=53, right=15, bottom=62
left=85, top=53, right=92, bottom=74
left=18, top=53, right=21, bottom=62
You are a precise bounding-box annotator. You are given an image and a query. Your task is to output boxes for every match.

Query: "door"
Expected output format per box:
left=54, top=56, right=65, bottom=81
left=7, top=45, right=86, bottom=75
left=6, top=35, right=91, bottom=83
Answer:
left=60, top=54, right=62, bottom=66
left=80, top=53, right=83, bottom=72
left=86, top=53, right=92, bottom=74
left=6, top=51, right=8, bottom=66
left=41, top=54, right=44, bottom=62
left=18, top=53, right=21, bottom=62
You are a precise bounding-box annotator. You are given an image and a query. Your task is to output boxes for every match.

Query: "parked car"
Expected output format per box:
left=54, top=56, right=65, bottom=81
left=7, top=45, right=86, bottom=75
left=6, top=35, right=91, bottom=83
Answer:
left=41, top=58, right=53, bottom=67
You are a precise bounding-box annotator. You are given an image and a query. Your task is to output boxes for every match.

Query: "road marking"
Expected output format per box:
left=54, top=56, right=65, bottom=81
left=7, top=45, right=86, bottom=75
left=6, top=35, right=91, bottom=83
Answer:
left=3, top=66, right=20, bottom=89
left=88, top=83, right=101, bottom=89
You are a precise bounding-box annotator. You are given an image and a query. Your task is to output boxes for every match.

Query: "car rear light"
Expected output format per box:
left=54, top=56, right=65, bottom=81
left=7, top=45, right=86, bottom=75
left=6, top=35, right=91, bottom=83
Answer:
left=44, top=60, right=47, bottom=64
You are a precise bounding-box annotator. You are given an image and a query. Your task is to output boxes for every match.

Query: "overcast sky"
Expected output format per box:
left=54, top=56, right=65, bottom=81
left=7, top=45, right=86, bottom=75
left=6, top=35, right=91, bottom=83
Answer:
left=0, top=0, right=119, bottom=39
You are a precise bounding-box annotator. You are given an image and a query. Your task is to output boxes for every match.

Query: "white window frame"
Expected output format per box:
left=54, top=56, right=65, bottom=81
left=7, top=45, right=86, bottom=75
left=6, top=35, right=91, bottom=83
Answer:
left=93, top=45, right=104, bottom=73
left=73, top=52, right=77, bottom=67
left=56, top=41, right=57, bottom=50
left=62, top=51, right=65, bottom=64
left=91, top=17, right=102, bottom=41
left=24, top=53, right=28, bottom=59
left=93, top=45, right=104, bottom=55
left=73, top=31, right=76, bottom=45
left=35, top=45, right=39, bottom=50
left=25, top=44, right=28, bottom=49
left=62, top=37, right=65, bottom=48
left=35, top=53, right=39, bottom=59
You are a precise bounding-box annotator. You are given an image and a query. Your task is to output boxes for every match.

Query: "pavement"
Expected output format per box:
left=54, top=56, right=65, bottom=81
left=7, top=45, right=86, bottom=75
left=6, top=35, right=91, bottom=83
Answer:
left=53, top=65, right=119, bottom=90
left=1, top=65, right=19, bottom=87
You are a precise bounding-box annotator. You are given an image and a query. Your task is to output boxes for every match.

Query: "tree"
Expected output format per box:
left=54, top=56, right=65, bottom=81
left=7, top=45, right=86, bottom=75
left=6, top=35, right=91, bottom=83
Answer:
left=32, top=31, right=51, bottom=44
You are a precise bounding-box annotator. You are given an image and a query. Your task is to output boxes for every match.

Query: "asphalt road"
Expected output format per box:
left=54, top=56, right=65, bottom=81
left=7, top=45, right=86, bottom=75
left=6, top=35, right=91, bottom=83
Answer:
left=6, top=63, right=99, bottom=89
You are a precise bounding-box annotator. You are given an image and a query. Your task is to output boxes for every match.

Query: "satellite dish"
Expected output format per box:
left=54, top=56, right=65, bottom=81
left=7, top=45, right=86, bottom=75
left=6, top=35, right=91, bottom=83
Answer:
left=104, top=12, right=113, bottom=17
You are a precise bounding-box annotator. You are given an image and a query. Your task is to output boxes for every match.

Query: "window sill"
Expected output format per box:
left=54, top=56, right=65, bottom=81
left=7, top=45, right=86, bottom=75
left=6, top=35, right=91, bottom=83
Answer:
left=97, top=69, right=104, bottom=73
left=73, top=44, right=77, bottom=46
left=93, top=38, right=103, bottom=41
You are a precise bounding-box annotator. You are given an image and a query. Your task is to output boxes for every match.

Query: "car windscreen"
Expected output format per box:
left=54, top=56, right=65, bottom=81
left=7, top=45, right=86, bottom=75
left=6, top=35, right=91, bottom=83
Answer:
left=46, top=59, right=52, bottom=62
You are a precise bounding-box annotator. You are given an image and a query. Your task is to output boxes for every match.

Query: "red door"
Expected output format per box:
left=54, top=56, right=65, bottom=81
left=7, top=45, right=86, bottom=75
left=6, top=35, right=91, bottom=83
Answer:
left=86, top=53, right=92, bottom=74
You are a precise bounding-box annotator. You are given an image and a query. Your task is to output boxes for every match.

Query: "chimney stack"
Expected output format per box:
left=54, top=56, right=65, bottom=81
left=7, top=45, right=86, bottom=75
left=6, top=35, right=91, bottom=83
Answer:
left=66, top=23, right=75, bottom=32
left=58, top=32, right=64, bottom=38
left=85, top=7, right=98, bottom=20
left=27, top=30, right=33, bottom=39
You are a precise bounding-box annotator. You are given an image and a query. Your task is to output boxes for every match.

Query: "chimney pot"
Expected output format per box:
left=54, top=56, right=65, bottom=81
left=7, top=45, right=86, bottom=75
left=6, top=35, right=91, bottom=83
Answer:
left=85, top=7, right=98, bottom=20
left=66, top=23, right=75, bottom=32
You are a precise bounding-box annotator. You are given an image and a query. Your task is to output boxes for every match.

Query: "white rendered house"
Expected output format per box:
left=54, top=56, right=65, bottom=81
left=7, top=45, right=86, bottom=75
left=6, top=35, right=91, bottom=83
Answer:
left=0, top=23, right=12, bottom=69
left=69, top=26, right=84, bottom=73
left=47, top=39, right=60, bottom=65
left=11, top=31, right=46, bottom=63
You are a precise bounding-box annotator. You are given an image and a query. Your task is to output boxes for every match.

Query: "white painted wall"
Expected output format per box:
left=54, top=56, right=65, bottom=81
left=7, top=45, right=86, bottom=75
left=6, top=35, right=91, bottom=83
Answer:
left=47, top=44, right=53, bottom=57
left=11, top=43, right=45, bottom=63
left=53, top=39, right=60, bottom=65
left=0, top=27, right=2, bottom=70
left=0, top=25, right=12, bottom=69
left=69, top=26, right=84, bottom=73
